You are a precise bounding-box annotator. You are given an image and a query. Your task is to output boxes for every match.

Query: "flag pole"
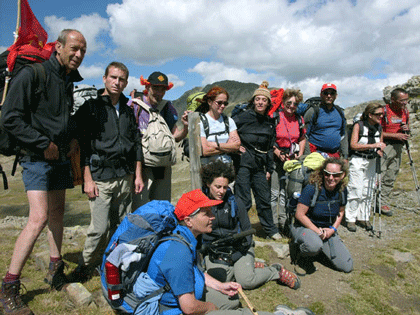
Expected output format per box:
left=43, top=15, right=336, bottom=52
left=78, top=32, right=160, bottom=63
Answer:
left=14, top=0, right=21, bottom=43
left=1, top=0, right=21, bottom=106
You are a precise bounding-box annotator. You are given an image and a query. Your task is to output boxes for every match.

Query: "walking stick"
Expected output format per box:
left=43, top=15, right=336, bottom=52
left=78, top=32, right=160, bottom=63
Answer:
left=405, top=140, right=420, bottom=208
left=238, top=287, right=259, bottom=315
left=372, top=156, right=382, bottom=238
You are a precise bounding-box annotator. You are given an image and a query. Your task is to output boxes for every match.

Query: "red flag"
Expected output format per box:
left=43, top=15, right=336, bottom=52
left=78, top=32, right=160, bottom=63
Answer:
left=6, top=0, right=55, bottom=72
left=268, top=88, right=284, bottom=116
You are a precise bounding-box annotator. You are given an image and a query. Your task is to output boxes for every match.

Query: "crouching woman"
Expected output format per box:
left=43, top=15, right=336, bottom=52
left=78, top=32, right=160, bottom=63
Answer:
left=291, top=158, right=353, bottom=275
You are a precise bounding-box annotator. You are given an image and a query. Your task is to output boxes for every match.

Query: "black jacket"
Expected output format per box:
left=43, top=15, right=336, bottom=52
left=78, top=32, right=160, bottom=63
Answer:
left=74, top=89, right=142, bottom=181
left=233, top=109, right=276, bottom=174
left=0, top=52, right=82, bottom=159
left=202, top=187, right=253, bottom=262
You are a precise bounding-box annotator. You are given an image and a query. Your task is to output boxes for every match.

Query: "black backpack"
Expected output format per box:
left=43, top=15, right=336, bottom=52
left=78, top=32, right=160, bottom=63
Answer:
left=0, top=62, right=47, bottom=189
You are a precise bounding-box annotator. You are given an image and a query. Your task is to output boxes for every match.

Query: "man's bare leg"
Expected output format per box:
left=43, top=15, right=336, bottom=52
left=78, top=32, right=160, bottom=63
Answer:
left=8, top=190, right=50, bottom=275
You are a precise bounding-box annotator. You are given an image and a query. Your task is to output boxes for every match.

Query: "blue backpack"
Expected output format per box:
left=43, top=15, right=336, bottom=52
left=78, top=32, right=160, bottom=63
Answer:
left=100, top=200, right=191, bottom=314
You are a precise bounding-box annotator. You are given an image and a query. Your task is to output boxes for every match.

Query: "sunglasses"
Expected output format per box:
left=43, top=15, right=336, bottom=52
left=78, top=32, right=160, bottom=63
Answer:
left=323, top=170, right=343, bottom=178
left=372, top=112, right=383, bottom=117
left=215, top=100, right=229, bottom=106
left=322, top=90, right=336, bottom=96
left=285, top=101, right=299, bottom=107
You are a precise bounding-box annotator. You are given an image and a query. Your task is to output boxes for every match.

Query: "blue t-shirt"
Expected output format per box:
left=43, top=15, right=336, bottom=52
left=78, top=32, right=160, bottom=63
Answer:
left=299, top=184, right=347, bottom=227
left=147, top=225, right=205, bottom=314
left=307, top=107, right=344, bottom=151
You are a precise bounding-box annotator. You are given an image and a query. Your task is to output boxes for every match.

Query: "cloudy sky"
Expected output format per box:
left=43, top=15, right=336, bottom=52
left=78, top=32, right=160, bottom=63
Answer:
left=1, top=0, right=419, bottom=108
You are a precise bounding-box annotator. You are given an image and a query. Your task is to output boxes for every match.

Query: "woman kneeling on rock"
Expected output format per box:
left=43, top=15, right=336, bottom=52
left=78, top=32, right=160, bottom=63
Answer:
left=291, top=157, right=353, bottom=275
left=201, top=160, right=300, bottom=290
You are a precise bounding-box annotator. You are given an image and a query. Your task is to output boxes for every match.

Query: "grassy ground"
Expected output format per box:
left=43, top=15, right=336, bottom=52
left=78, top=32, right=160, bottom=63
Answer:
left=0, top=143, right=420, bottom=314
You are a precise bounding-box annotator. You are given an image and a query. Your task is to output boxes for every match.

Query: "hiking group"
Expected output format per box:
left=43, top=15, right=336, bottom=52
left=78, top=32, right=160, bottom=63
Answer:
left=0, top=28, right=412, bottom=315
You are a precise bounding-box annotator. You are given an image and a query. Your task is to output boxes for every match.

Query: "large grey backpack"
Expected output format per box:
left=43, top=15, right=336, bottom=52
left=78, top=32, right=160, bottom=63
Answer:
left=132, top=99, right=176, bottom=167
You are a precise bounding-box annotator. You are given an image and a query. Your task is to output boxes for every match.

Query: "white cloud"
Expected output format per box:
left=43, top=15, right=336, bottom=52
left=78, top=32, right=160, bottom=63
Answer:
left=188, top=61, right=415, bottom=108
left=78, top=64, right=105, bottom=79
left=44, top=13, right=109, bottom=54
left=104, top=0, right=420, bottom=84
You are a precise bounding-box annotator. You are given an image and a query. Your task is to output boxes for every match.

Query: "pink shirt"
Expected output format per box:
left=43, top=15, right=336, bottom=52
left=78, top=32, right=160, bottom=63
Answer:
left=275, top=111, right=305, bottom=148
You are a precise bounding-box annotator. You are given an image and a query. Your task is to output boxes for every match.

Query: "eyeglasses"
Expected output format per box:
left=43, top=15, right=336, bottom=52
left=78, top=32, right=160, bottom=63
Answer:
left=372, top=112, right=383, bottom=117
left=285, top=101, right=299, bottom=107
left=215, top=100, right=229, bottom=106
left=322, top=90, right=336, bottom=96
left=323, top=170, right=343, bottom=178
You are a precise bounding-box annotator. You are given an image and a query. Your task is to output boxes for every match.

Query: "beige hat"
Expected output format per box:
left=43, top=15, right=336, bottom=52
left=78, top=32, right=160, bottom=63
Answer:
left=253, top=81, right=271, bottom=101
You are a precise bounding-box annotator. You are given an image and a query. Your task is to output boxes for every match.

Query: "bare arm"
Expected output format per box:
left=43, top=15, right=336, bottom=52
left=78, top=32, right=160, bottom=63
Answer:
left=295, top=202, right=323, bottom=236
left=178, top=292, right=217, bottom=315
left=201, top=130, right=241, bottom=156
left=83, top=165, right=99, bottom=199
left=350, top=123, right=386, bottom=152
left=134, top=161, right=144, bottom=194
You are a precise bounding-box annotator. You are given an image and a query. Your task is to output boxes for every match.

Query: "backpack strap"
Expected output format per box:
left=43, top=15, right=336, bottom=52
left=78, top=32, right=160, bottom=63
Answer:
left=124, top=233, right=193, bottom=312
left=310, top=183, right=321, bottom=208
left=199, top=113, right=229, bottom=139
left=199, top=113, right=210, bottom=138
left=29, top=63, right=46, bottom=98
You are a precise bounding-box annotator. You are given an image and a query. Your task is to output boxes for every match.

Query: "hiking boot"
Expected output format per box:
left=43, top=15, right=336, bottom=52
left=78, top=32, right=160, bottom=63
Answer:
left=347, top=222, right=357, bottom=232
left=44, top=260, right=68, bottom=291
left=294, top=257, right=316, bottom=277
left=358, top=220, right=372, bottom=231
left=0, top=280, right=34, bottom=315
left=275, top=264, right=300, bottom=290
left=274, top=304, right=315, bottom=315
left=67, top=264, right=93, bottom=284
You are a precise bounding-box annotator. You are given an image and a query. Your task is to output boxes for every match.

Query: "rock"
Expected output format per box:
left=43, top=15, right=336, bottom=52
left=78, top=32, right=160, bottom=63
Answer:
left=254, top=241, right=289, bottom=259
left=33, top=251, right=50, bottom=272
left=393, top=250, right=414, bottom=263
left=65, top=282, right=94, bottom=307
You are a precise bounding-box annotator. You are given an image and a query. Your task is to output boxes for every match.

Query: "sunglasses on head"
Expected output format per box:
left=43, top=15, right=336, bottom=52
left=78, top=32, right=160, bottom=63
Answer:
left=322, top=90, right=336, bottom=96
left=215, top=100, right=229, bottom=106
left=323, top=170, right=343, bottom=178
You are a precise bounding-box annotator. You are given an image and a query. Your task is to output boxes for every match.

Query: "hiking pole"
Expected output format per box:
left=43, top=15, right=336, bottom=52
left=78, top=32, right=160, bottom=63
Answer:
left=371, top=156, right=382, bottom=238
left=238, top=287, right=258, bottom=315
left=405, top=140, right=420, bottom=209
left=376, top=156, right=382, bottom=239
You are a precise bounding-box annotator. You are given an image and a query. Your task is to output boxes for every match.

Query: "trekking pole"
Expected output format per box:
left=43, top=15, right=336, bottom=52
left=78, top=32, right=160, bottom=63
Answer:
left=238, top=287, right=259, bottom=315
left=405, top=140, right=420, bottom=209
left=376, top=156, right=382, bottom=239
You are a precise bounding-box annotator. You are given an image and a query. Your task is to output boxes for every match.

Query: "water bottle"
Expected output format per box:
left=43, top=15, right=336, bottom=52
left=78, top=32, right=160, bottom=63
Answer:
left=105, top=261, right=121, bottom=301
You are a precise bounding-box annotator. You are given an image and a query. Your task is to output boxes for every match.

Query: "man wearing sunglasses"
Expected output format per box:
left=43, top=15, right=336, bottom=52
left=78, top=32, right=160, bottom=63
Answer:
left=379, top=88, right=410, bottom=216
left=303, top=83, right=348, bottom=160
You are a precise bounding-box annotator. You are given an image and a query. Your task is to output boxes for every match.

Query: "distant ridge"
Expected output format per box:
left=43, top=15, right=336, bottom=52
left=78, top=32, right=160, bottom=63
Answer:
left=172, top=80, right=259, bottom=115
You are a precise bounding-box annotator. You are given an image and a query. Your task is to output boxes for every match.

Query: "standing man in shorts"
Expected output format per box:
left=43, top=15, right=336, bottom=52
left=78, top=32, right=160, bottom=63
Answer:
left=0, top=29, right=86, bottom=315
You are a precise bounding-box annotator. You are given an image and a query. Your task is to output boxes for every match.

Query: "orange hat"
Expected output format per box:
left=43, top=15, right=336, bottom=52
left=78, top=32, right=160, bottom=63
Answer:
left=174, top=189, right=222, bottom=221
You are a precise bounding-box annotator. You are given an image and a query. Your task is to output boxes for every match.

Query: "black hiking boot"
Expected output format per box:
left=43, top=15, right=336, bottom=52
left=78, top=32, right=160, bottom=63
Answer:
left=0, top=280, right=34, bottom=315
left=67, top=264, right=95, bottom=284
left=44, top=260, right=68, bottom=291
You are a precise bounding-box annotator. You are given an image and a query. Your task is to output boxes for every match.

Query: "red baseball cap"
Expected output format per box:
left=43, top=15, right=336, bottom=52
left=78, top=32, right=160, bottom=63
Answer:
left=174, top=189, right=223, bottom=221
left=321, top=83, right=337, bottom=92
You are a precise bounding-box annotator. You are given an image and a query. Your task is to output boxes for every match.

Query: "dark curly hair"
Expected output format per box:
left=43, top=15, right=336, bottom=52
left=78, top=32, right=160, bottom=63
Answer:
left=201, top=160, right=235, bottom=186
